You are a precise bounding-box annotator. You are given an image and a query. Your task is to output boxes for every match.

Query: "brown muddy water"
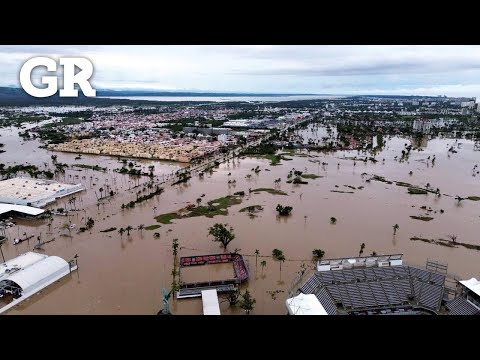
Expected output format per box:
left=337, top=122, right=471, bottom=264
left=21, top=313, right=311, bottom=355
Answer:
left=1, top=123, right=480, bottom=314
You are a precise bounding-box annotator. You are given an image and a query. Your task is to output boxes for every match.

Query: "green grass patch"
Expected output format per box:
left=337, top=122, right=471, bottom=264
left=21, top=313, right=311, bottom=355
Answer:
left=330, top=190, right=354, bottom=194
left=301, top=174, right=323, bottom=179
left=408, top=187, right=428, bottom=195
left=155, top=212, right=178, bottom=224
left=396, top=181, right=412, bottom=187
left=467, top=196, right=480, bottom=201
left=410, top=216, right=434, bottom=221
left=145, top=224, right=161, bottom=230
left=155, top=195, right=243, bottom=223
left=251, top=188, right=288, bottom=195
left=73, top=164, right=107, bottom=172
left=239, top=205, right=264, bottom=213
left=100, top=227, right=117, bottom=233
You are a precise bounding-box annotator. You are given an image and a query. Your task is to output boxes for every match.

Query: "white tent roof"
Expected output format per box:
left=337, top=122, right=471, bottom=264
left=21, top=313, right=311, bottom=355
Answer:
left=460, top=278, right=480, bottom=297
left=0, top=252, right=46, bottom=279
left=286, top=293, right=328, bottom=315
left=7, top=256, right=69, bottom=293
left=201, top=289, right=221, bottom=315
left=0, top=203, right=44, bottom=216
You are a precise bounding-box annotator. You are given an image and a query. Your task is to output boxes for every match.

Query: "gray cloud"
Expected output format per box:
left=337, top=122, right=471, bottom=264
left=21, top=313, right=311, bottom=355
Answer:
left=1, top=45, right=480, bottom=98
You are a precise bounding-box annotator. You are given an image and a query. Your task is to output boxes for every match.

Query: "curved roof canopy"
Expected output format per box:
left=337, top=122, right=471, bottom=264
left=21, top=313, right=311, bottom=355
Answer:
left=6, top=256, right=70, bottom=294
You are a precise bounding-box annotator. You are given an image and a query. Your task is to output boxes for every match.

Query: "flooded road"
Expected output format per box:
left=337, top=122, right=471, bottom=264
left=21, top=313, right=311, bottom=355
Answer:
left=1, top=124, right=479, bottom=314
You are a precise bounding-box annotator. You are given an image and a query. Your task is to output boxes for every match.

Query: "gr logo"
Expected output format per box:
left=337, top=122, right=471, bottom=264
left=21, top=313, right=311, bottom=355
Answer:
left=20, top=57, right=96, bottom=98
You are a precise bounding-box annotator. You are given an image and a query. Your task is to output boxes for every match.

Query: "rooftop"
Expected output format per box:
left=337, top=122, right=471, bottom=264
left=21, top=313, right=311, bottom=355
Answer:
left=0, top=177, right=84, bottom=207
left=296, top=254, right=454, bottom=315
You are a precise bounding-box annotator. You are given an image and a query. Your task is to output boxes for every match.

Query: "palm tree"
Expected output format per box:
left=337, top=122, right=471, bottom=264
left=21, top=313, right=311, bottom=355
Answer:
left=99, top=187, right=104, bottom=199
left=359, top=243, right=365, bottom=257
left=118, top=227, right=125, bottom=238
left=272, top=249, right=285, bottom=280
left=393, top=224, right=399, bottom=235
left=278, top=254, right=285, bottom=280
left=125, top=225, right=133, bottom=236
left=260, top=260, right=267, bottom=275
left=254, top=249, right=260, bottom=269
left=137, top=224, right=144, bottom=234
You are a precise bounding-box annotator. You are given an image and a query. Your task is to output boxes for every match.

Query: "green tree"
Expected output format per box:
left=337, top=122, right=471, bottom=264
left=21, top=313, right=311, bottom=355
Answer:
left=276, top=204, right=293, bottom=216
left=86, top=217, right=95, bottom=229
left=312, top=249, right=325, bottom=261
left=208, top=223, right=235, bottom=250
left=393, top=224, right=399, bottom=235
left=254, top=249, right=260, bottom=269
left=238, top=289, right=256, bottom=315
left=272, top=249, right=285, bottom=280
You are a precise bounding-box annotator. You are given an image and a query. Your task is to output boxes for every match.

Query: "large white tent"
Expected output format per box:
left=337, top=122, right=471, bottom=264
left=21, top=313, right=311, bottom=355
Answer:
left=286, top=293, right=328, bottom=315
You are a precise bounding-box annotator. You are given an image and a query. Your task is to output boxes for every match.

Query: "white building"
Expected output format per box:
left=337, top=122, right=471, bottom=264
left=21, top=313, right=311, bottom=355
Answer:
left=413, top=119, right=432, bottom=133
left=217, top=134, right=228, bottom=143
left=0, top=178, right=85, bottom=208
left=0, top=252, right=77, bottom=314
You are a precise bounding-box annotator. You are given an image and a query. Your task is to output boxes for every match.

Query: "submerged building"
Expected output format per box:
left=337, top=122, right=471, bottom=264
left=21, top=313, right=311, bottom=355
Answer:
left=287, top=254, right=480, bottom=315
left=0, top=251, right=78, bottom=314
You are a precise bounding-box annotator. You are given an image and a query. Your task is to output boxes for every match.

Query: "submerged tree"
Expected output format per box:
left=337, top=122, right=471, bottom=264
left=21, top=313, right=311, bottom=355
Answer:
left=208, top=223, right=235, bottom=250
left=238, top=289, right=256, bottom=315
left=254, top=249, right=260, bottom=269
left=359, top=243, right=366, bottom=257
left=137, top=224, right=144, bottom=234
left=125, top=225, right=133, bottom=236
left=276, top=204, right=293, bottom=216
left=393, top=224, right=399, bottom=235
left=118, top=227, right=125, bottom=238
left=272, top=249, right=286, bottom=280
left=330, top=217, right=337, bottom=224
left=260, top=260, right=267, bottom=275
left=312, top=249, right=325, bottom=261
left=447, top=234, right=458, bottom=243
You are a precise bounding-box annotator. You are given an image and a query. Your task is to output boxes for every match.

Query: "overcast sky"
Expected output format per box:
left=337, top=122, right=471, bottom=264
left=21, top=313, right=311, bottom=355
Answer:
left=1, top=45, right=480, bottom=98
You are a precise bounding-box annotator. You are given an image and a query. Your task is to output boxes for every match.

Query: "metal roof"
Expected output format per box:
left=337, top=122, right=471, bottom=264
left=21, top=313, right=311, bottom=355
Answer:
left=0, top=203, right=44, bottom=216
left=7, top=256, right=70, bottom=294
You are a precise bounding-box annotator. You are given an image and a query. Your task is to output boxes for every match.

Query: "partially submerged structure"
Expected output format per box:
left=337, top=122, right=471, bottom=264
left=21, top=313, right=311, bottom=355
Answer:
left=177, top=253, right=249, bottom=299
left=288, top=254, right=480, bottom=315
left=0, top=251, right=77, bottom=314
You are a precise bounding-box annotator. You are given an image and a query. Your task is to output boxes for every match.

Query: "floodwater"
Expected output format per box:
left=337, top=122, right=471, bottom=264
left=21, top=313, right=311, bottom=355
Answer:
left=1, top=122, right=479, bottom=315
left=180, top=263, right=235, bottom=283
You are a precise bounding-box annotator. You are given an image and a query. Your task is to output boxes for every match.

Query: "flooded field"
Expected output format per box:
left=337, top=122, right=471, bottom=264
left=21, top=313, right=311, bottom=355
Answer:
left=1, top=123, right=479, bottom=314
